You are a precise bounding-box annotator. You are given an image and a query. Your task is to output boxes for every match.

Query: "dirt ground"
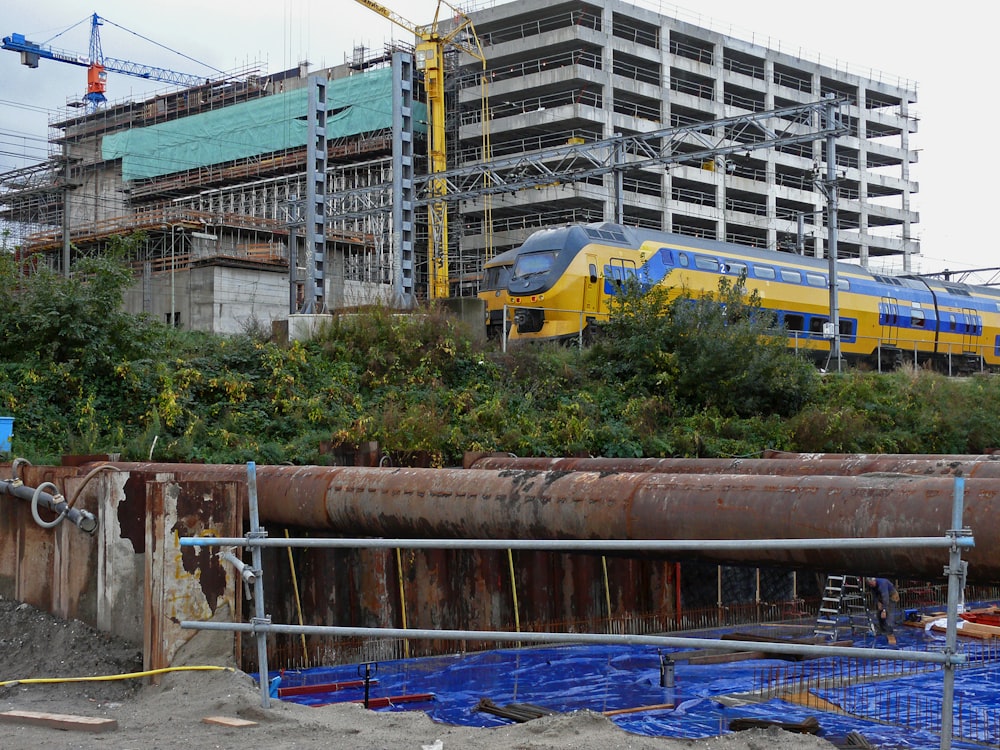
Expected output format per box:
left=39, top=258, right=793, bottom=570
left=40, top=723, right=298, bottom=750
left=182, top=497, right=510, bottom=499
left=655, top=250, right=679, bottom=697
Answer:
left=0, top=596, right=839, bottom=750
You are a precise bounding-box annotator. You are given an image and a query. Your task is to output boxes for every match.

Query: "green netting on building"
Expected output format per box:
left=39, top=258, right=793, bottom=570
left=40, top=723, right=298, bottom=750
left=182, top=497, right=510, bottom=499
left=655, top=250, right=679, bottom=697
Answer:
left=103, top=67, right=418, bottom=181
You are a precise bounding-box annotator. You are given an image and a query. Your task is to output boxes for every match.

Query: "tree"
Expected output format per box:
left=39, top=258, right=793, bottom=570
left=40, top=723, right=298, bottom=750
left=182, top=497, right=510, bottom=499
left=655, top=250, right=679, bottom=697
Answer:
left=0, top=237, right=158, bottom=373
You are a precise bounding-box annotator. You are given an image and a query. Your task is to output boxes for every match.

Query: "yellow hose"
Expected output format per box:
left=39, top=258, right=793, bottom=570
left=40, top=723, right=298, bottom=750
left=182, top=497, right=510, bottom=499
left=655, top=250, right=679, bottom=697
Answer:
left=0, top=665, right=234, bottom=687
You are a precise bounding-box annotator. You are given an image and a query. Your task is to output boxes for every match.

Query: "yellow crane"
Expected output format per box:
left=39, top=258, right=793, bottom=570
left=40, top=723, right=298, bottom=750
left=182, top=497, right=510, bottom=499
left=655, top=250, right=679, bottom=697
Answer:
left=353, top=0, right=489, bottom=300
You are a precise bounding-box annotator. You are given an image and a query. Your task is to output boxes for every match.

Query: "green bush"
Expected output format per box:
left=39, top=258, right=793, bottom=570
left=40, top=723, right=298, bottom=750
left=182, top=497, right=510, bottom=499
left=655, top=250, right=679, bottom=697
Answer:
left=1, top=249, right=998, bottom=465
left=587, top=275, right=818, bottom=419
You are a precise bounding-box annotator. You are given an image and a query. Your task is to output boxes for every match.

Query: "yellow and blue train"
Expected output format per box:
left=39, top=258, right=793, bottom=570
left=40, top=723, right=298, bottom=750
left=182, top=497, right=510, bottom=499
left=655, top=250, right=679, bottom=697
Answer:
left=479, top=222, right=1000, bottom=372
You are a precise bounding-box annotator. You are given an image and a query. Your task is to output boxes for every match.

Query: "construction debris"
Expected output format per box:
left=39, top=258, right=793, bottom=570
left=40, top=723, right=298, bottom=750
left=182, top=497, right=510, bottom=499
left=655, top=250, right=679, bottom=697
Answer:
left=474, top=698, right=554, bottom=723
left=729, top=715, right=821, bottom=734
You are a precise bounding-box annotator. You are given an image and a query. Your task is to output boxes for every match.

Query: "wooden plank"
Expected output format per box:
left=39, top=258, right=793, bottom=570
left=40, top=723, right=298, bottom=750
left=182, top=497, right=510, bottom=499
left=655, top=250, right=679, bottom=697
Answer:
left=933, top=620, right=1000, bottom=639
left=603, top=702, right=675, bottom=717
left=202, top=716, right=258, bottom=727
left=784, top=690, right=849, bottom=713
left=314, top=693, right=434, bottom=709
left=685, top=650, right=770, bottom=664
left=0, top=709, right=118, bottom=733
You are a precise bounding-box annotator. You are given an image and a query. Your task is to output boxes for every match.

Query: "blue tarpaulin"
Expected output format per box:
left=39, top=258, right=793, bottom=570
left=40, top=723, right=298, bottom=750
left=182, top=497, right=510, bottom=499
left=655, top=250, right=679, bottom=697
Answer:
left=260, top=615, right=1000, bottom=749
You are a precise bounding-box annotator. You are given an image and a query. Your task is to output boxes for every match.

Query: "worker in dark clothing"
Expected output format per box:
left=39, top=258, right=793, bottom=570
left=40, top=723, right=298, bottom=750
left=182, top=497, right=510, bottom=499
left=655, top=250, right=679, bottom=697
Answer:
left=866, top=577, right=899, bottom=633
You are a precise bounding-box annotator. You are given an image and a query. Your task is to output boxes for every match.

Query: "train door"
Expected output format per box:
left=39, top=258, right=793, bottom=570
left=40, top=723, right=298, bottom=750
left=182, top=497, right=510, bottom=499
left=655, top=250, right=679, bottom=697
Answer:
left=879, top=297, right=899, bottom=346
left=962, top=307, right=978, bottom=353
left=584, top=253, right=600, bottom=314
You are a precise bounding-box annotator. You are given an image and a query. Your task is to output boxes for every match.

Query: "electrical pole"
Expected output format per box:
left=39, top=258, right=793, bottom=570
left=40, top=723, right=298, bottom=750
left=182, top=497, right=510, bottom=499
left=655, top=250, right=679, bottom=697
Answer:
left=819, top=94, right=842, bottom=372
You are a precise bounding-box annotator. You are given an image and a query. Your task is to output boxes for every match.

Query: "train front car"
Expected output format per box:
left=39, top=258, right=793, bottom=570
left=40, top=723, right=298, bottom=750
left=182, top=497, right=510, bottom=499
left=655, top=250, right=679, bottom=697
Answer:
left=479, top=247, right=518, bottom=341
left=498, top=224, right=637, bottom=342
left=482, top=222, right=1000, bottom=374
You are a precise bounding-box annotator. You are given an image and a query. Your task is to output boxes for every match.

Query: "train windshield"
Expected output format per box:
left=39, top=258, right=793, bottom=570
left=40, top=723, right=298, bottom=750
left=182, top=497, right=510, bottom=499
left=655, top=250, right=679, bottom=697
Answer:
left=512, top=251, right=557, bottom=279
left=482, top=263, right=513, bottom=292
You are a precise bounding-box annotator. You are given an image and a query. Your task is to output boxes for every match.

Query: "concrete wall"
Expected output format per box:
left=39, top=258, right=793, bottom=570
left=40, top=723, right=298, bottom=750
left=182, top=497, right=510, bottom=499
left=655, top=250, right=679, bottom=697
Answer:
left=126, top=263, right=290, bottom=333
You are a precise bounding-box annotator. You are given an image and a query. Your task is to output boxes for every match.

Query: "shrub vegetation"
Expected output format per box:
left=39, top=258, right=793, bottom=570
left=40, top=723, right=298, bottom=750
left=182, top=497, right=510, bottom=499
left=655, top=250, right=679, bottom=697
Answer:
left=2, top=251, right=999, bottom=464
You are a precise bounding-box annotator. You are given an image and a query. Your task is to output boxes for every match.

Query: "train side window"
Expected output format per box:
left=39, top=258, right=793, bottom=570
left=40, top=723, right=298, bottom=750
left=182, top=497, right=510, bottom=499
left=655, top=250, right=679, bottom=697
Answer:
left=806, top=272, right=826, bottom=287
left=809, top=317, right=827, bottom=334
left=728, top=262, right=747, bottom=277
left=784, top=314, right=805, bottom=331
left=694, top=255, right=719, bottom=272
left=589, top=263, right=598, bottom=283
left=677, top=253, right=690, bottom=267
left=911, top=309, right=926, bottom=328
left=948, top=313, right=957, bottom=332
left=837, top=278, right=850, bottom=291
left=780, top=269, right=802, bottom=284
left=754, top=265, right=775, bottom=280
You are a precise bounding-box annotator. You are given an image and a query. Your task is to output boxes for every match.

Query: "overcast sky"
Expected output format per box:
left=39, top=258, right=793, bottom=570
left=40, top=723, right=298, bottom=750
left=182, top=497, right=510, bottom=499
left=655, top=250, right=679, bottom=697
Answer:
left=0, top=1, right=989, bottom=279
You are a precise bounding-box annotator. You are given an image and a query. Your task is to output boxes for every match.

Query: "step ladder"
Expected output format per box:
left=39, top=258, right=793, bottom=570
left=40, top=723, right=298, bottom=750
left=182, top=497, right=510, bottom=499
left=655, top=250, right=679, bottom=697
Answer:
left=814, top=574, right=872, bottom=639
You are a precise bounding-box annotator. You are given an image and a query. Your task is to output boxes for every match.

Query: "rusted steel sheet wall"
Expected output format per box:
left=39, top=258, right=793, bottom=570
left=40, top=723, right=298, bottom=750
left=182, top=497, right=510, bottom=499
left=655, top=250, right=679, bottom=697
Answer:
left=4, top=458, right=991, bottom=674
left=254, top=529, right=678, bottom=669
left=0, top=466, right=242, bottom=659
left=0, top=466, right=98, bottom=620
left=144, top=479, right=241, bottom=678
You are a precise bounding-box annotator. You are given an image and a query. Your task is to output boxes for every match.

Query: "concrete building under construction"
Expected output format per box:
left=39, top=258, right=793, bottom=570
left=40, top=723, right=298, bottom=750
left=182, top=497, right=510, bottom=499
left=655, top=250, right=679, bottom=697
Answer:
left=0, top=0, right=919, bottom=333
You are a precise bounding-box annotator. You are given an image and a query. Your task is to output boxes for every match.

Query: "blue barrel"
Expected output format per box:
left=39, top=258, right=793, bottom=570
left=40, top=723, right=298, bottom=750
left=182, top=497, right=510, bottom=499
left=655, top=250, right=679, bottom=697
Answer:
left=0, top=417, right=13, bottom=453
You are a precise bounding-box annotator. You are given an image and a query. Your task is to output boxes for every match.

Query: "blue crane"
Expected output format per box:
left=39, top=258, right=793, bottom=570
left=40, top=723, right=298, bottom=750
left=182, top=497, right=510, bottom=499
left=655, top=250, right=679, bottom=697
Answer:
left=2, top=13, right=221, bottom=108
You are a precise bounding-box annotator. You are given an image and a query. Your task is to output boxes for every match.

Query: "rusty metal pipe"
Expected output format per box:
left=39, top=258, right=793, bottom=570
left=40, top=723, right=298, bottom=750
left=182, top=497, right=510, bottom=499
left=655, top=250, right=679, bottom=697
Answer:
left=466, top=455, right=1000, bottom=477
left=762, top=450, right=1000, bottom=461
left=87, top=462, right=994, bottom=582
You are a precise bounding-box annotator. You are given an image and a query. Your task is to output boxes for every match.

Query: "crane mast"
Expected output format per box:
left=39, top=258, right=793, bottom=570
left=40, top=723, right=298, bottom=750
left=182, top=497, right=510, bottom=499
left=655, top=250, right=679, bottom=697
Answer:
left=353, top=0, right=487, bottom=300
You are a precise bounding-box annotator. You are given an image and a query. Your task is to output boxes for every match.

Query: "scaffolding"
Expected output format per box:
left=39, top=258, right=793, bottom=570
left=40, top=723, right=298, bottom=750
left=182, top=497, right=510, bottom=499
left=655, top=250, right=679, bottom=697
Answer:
left=1, top=49, right=412, bottom=310
left=180, top=464, right=973, bottom=750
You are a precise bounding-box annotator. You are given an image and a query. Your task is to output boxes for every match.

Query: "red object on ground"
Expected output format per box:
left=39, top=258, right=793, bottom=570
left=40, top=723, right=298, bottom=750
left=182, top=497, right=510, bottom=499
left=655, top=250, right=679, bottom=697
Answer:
left=313, top=693, right=435, bottom=709
left=278, top=679, right=371, bottom=697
